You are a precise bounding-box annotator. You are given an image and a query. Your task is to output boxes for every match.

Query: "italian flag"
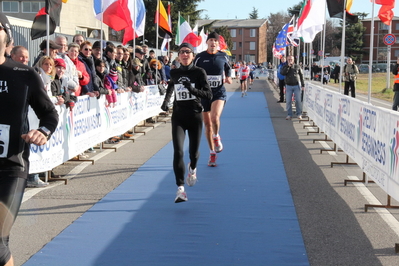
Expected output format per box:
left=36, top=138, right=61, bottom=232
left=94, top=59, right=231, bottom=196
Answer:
left=175, top=15, right=201, bottom=47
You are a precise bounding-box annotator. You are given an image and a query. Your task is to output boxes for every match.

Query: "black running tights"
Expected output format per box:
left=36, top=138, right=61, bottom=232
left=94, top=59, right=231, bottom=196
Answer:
left=0, top=174, right=26, bottom=265
left=171, top=111, right=203, bottom=187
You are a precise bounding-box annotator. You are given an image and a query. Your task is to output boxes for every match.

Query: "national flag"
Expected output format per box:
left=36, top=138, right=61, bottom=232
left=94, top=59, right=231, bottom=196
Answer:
left=155, top=0, right=172, bottom=36
left=192, top=23, right=199, bottom=36
left=275, top=22, right=289, bottom=51
left=374, top=0, right=395, bottom=25
left=31, top=0, right=62, bottom=40
left=295, top=0, right=326, bottom=43
left=272, top=43, right=284, bottom=59
left=326, top=0, right=358, bottom=23
left=94, top=0, right=130, bottom=31
left=122, top=0, right=146, bottom=45
left=286, top=18, right=299, bottom=47
left=194, top=28, right=208, bottom=53
left=94, top=0, right=146, bottom=45
left=47, top=0, right=62, bottom=25
left=175, top=15, right=202, bottom=47
left=219, top=35, right=231, bottom=56
left=160, top=1, right=172, bottom=51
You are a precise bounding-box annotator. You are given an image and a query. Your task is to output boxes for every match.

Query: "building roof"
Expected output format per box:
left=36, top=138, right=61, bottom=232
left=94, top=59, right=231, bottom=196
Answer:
left=196, top=19, right=267, bottom=28
left=361, top=16, right=399, bottom=22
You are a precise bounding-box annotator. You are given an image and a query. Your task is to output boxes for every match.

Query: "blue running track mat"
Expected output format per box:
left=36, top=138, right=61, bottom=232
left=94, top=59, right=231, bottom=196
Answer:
left=24, top=92, right=309, bottom=266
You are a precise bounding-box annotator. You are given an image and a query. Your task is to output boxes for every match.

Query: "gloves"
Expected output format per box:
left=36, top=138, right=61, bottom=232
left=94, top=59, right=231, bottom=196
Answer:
left=182, top=80, right=195, bottom=93
left=161, top=101, right=169, bottom=112
left=66, top=101, right=75, bottom=110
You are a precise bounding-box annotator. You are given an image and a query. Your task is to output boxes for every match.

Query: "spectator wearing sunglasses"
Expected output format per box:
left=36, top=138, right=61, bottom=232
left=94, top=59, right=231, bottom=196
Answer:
left=78, top=41, right=100, bottom=97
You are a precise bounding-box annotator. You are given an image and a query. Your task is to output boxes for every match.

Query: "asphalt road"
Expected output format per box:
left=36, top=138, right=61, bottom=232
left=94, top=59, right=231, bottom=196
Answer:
left=10, top=72, right=399, bottom=266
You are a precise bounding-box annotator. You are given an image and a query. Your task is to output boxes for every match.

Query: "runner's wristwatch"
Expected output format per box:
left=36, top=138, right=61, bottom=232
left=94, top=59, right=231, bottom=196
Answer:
left=37, top=126, right=52, bottom=139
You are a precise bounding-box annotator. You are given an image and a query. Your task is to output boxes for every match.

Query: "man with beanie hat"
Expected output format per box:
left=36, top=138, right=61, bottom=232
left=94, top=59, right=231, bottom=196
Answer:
left=0, top=12, right=58, bottom=266
left=194, top=31, right=232, bottom=167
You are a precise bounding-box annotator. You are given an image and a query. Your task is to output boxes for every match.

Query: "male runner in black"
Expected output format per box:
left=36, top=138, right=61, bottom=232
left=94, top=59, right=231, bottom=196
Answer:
left=194, top=32, right=232, bottom=167
left=161, top=43, right=212, bottom=203
left=0, top=13, right=58, bottom=266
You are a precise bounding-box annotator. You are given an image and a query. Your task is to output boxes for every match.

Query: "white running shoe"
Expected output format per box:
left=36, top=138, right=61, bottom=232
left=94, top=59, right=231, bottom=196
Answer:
left=175, top=188, right=188, bottom=203
left=27, top=175, right=49, bottom=188
left=208, top=153, right=217, bottom=167
left=186, top=163, right=197, bottom=187
left=213, top=136, right=223, bottom=153
left=285, top=116, right=292, bottom=120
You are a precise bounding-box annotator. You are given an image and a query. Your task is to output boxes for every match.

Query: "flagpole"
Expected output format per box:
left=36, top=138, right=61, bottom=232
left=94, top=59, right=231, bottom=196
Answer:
left=100, top=0, right=104, bottom=54
left=368, top=1, right=376, bottom=103
left=320, top=6, right=327, bottom=87
left=133, top=0, right=136, bottom=48
left=46, top=14, right=50, bottom=56
left=386, top=22, right=392, bottom=90
left=167, top=1, right=170, bottom=56
left=339, top=0, right=347, bottom=94
left=156, top=0, right=160, bottom=85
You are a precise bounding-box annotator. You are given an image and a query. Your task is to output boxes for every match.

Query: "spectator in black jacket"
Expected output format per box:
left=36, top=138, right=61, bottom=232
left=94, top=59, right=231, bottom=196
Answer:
left=281, top=55, right=304, bottom=120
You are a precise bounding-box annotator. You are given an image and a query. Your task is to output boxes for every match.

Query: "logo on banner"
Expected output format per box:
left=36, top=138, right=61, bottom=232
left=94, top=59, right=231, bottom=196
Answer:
left=390, top=121, right=399, bottom=177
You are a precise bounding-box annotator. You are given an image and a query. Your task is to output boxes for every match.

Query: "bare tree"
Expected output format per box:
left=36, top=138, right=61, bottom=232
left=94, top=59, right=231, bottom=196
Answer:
left=267, top=11, right=291, bottom=60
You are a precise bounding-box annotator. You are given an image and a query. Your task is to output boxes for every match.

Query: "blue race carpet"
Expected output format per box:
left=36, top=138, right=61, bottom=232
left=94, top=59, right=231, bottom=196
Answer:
left=24, top=92, right=309, bottom=266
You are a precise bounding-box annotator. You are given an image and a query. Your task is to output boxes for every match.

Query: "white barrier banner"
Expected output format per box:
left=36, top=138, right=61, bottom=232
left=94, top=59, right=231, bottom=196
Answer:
left=29, top=86, right=164, bottom=173
left=304, top=83, right=399, bottom=201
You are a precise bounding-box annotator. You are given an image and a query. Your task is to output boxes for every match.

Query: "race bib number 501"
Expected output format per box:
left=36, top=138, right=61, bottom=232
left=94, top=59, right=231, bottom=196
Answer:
left=174, top=84, right=196, bottom=101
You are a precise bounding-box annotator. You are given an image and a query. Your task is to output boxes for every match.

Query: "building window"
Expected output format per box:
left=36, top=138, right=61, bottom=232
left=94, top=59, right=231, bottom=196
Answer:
left=239, top=29, right=242, bottom=35
left=396, top=22, right=399, bottom=31
left=75, top=28, right=87, bottom=37
left=2, top=1, right=19, bottom=13
left=379, top=22, right=389, bottom=30
left=249, top=42, right=256, bottom=50
left=239, top=42, right=242, bottom=48
left=250, top=29, right=256, bottom=37
left=231, top=29, right=236, bottom=38
left=232, top=42, right=236, bottom=50
left=395, top=50, right=399, bottom=58
left=239, top=54, right=242, bottom=61
left=22, top=2, right=45, bottom=13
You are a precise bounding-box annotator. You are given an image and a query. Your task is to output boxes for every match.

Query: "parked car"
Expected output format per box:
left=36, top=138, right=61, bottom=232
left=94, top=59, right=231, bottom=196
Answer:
left=358, top=64, right=369, bottom=73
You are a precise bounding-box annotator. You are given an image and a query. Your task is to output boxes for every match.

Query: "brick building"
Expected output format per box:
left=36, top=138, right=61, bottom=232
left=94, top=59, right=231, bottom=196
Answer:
left=197, top=19, right=268, bottom=64
left=361, top=16, right=399, bottom=64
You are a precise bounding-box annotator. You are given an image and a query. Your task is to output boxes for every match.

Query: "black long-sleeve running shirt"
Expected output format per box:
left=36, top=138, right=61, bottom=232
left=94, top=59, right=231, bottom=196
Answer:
left=164, top=65, right=212, bottom=113
left=0, top=58, right=58, bottom=173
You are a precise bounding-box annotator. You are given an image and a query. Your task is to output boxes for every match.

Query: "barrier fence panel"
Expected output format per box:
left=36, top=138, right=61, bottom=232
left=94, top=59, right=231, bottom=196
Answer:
left=304, top=82, right=399, bottom=202
left=28, top=85, right=164, bottom=174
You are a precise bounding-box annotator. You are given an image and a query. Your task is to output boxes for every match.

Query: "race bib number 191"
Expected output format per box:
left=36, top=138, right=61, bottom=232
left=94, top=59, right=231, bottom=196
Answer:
left=174, top=84, right=196, bottom=101
left=0, top=124, right=10, bottom=158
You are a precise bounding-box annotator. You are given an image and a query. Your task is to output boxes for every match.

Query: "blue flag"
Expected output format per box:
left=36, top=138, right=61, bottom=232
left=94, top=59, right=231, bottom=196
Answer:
left=274, top=22, right=290, bottom=51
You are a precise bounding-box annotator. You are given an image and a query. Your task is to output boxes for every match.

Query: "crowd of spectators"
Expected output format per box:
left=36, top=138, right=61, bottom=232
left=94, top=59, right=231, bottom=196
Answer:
left=7, top=35, right=175, bottom=186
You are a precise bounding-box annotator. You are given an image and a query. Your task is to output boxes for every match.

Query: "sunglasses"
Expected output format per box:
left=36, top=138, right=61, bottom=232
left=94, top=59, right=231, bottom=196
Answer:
left=179, top=50, right=192, bottom=55
left=84, top=48, right=92, bottom=51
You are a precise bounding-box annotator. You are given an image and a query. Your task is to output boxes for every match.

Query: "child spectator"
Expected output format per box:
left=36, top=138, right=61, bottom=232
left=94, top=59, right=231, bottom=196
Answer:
left=323, top=70, right=330, bottom=84
left=94, top=59, right=111, bottom=98
left=52, top=58, right=77, bottom=110
left=104, top=68, right=118, bottom=107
